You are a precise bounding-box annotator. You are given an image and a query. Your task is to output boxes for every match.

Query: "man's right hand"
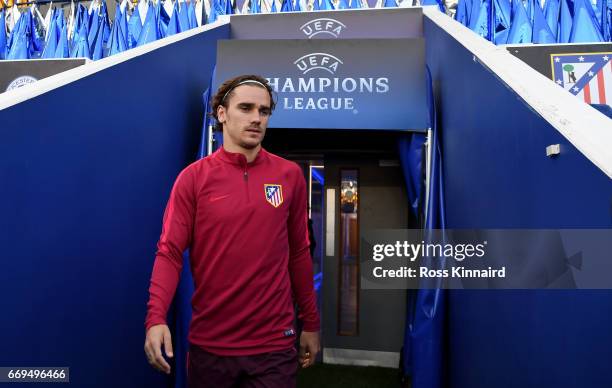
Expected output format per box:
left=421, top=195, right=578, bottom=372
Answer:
left=144, top=324, right=173, bottom=374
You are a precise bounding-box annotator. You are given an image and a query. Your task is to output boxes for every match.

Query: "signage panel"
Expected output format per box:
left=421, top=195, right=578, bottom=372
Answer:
left=230, top=8, right=423, bottom=39
left=507, top=44, right=612, bottom=105
left=215, top=38, right=427, bottom=130
left=1, top=59, right=88, bottom=93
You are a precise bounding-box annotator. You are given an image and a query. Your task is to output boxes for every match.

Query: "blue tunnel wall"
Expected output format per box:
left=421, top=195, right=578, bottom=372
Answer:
left=0, top=24, right=229, bottom=387
left=423, top=16, right=612, bottom=388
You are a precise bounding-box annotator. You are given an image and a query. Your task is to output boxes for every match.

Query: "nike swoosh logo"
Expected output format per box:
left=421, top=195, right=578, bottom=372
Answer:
left=209, top=194, right=230, bottom=202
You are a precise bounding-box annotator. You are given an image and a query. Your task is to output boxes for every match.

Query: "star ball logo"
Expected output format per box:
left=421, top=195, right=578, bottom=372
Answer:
left=300, top=18, right=347, bottom=39
left=267, top=52, right=389, bottom=112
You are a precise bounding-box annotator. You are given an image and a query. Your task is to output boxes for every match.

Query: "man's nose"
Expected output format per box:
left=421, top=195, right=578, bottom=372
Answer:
left=250, top=110, right=262, bottom=122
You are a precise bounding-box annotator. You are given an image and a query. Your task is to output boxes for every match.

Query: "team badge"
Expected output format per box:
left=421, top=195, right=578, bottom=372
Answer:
left=264, top=184, right=283, bottom=208
left=551, top=52, right=612, bottom=104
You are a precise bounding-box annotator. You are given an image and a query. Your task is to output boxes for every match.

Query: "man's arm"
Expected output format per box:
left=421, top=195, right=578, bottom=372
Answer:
left=145, top=167, right=196, bottom=330
left=144, top=167, right=196, bottom=374
left=287, top=167, right=321, bottom=367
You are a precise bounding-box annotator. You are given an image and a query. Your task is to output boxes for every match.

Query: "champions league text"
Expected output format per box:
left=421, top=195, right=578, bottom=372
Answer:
left=370, top=241, right=506, bottom=279
left=267, top=77, right=390, bottom=111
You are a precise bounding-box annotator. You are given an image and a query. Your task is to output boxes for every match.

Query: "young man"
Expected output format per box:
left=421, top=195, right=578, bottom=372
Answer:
left=143, top=75, right=321, bottom=388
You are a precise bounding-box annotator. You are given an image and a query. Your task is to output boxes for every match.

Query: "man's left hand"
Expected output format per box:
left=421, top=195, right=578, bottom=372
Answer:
left=298, top=331, right=320, bottom=368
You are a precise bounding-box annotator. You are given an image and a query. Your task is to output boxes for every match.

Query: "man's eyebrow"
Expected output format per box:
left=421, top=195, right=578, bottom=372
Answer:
left=236, top=102, right=271, bottom=110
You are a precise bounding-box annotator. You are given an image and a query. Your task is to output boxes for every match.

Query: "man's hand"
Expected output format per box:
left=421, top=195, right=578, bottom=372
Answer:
left=298, top=331, right=320, bottom=368
left=144, top=324, right=173, bottom=374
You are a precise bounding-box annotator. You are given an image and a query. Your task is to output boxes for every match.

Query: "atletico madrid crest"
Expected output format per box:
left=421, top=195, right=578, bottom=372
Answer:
left=264, top=184, right=284, bottom=208
left=551, top=52, right=612, bottom=104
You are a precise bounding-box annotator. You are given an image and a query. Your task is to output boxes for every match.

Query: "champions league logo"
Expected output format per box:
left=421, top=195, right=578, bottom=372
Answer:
left=267, top=52, right=390, bottom=112
left=6, top=76, right=38, bottom=92
left=299, top=18, right=347, bottom=39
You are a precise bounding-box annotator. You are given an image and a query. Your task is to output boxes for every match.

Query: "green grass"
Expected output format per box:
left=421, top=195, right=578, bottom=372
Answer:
left=297, top=363, right=402, bottom=388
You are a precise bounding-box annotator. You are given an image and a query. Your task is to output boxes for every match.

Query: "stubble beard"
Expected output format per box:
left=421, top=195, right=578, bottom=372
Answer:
left=239, top=128, right=265, bottom=150
left=239, top=140, right=260, bottom=150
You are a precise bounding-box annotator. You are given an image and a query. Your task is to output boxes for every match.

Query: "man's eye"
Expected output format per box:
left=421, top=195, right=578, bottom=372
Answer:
left=240, top=106, right=249, bottom=111
left=260, top=110, right=271, bottom=116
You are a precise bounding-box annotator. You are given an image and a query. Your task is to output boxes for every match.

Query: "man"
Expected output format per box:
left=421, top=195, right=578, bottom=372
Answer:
left=144, top=74, right=321, bottom=388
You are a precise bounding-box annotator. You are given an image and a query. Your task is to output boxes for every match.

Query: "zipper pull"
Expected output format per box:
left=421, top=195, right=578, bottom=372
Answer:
left=244, top=170, right=248, bottom=180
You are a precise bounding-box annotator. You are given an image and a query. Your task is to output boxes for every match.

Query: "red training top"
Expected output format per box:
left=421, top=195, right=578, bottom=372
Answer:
left=145, top=146, right=320, bottom=356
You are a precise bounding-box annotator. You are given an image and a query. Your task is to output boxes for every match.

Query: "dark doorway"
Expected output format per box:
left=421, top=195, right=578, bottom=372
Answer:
left=263, top=128, right=411, bottom=367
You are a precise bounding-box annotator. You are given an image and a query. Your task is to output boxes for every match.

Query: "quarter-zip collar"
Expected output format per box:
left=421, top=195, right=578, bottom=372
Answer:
left=216, top=146, right=267, bottom=167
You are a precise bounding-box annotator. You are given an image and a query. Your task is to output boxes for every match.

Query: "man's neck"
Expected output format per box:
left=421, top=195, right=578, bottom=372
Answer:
left=222, top=143, right=261, bottom=163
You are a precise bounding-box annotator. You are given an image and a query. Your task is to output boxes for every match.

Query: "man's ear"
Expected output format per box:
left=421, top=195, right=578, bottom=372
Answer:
left=217, top=105, right=226, bottom=123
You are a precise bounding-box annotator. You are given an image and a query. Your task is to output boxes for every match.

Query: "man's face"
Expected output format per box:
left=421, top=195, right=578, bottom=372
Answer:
left=217, top=85, right=271, bottom=151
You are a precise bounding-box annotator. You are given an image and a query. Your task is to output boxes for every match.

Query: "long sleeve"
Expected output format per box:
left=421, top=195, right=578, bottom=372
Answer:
left=287, top=168, right=321, bottom=332
left=144, top=167, right=196, bottom=332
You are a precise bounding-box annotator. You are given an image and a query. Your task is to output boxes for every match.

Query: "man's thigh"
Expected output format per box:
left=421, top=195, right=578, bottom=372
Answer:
left=240, top=347, right=298, bottom=388
left=187, top=344, right=242, bottom=388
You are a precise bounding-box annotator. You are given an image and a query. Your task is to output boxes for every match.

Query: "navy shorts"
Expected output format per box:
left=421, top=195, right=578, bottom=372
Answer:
left=187, top=343, right=298, bottom=388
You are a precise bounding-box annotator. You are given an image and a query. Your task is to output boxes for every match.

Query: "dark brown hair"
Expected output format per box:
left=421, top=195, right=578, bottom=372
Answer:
left=210, top=75, right=276, bottom=132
